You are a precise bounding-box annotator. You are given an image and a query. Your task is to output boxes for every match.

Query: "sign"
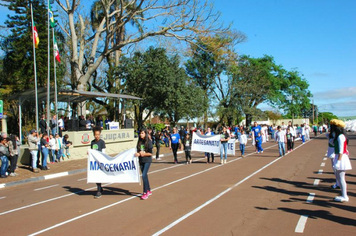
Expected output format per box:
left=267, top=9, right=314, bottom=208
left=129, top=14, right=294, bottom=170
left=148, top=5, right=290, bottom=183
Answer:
left=191, top=131, right=220, bottom=154
left=0, top=100, right=3, bottom=119
left=87, top=148, right=140, bottom=183
left=81, top=133, right=91, bottom=144
left=227, top=138, right=236, bottom=156
left=108, top=122, right=120, bottom=130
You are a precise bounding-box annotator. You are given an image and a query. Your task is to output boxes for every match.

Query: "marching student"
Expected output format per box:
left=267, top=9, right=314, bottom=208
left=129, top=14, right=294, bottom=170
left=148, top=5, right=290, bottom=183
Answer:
left=135, top=129, right=153, bottom=200
left=326, top=120, right=339, bottom=189
left=255, top=132, right=263, bottom=154
left=91, top=126, right=106, bottom=199
left=275, top=126, right=287, bottom=157
left=183, top=133, right=192, bottom=164
left=238, top=130, right=247, bottom=157
left=205, top=127, right=215, bottom=163
left=220, top=126, right=230, bottom=164
left=169, top=127, right=182, bottom=164
left=154, top=130, right=163, bottom=160
left=300, top=124, right=306, bottom=144
left=286, top=129, right=293, bottom=152
left=332, top=120, right=352, bottom=202
left=251, top=122, right=261, bottom=152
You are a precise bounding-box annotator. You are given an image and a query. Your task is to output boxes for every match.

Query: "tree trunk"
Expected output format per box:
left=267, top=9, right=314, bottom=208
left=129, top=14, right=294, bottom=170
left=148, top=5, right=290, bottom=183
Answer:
left=246, top=114, right=252, bottom=127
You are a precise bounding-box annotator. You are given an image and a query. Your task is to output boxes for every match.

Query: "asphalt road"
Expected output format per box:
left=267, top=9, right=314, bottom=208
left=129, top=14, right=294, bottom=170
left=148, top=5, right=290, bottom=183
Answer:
left=0, top=134, right=355, bottom=236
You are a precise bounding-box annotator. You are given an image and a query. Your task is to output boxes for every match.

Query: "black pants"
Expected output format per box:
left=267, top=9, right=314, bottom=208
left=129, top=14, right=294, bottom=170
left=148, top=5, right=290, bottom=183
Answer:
left=9, top=155, right=18, bottom=173
left=185, top=150, right=191, bottom=162
left=290, top=138, right=294, bottom=150
left=155, top=144, right=160, bottom=159
left=287, top=140, right=292, bottom=150
left=96, top=183, right=102, bottom=192
left=171, top=143, right=179, bottom=162
left=207, top=153, right=214, bottom=162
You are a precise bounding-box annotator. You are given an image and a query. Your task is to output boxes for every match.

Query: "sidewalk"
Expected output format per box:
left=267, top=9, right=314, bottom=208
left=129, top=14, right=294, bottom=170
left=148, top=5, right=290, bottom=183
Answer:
left=0, top=145, right=177, bottom=188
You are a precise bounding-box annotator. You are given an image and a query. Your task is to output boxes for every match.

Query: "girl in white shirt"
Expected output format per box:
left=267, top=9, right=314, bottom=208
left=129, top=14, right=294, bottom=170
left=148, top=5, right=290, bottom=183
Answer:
left=48, top=134, right=56, bottom=163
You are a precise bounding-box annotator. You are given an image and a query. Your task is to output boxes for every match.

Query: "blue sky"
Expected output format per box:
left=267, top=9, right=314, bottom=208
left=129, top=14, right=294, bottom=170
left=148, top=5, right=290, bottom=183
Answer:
left=213, top=0, right=356, bottom=117
left=0, top=0, right=355, bottom=117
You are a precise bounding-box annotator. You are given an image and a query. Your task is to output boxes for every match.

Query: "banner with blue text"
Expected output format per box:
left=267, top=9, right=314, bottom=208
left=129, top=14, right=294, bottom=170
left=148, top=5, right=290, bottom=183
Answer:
left=87, top=148, right=140, bottom=183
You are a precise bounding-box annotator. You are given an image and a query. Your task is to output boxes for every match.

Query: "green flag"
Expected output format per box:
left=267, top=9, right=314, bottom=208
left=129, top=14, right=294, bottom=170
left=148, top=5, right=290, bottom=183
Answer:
left=49, top=3, right=55, bottom=28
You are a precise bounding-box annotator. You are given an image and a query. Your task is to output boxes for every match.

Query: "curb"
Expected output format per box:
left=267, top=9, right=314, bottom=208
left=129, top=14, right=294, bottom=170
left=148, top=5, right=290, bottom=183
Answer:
left=0, top=151, right=183, bottom=189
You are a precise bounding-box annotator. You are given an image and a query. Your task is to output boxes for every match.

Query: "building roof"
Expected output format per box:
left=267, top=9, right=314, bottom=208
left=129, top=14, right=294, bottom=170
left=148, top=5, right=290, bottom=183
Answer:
left=8, top=87, right=142, bottom=104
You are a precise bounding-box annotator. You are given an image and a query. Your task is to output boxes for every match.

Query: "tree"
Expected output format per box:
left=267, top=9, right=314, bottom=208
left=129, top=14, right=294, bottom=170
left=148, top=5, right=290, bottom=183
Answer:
left=265, top=110, right=282, bottom=124
left=317, top=112, right=338, bottom=124
left=55, top=0, right=226, bottom=114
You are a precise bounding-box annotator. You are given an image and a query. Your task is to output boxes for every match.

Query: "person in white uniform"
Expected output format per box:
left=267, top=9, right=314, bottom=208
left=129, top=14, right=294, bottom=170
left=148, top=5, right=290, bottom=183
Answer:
left=332, top=120, right=352, bottom=202
left=326, top=120, right=339, bottom=189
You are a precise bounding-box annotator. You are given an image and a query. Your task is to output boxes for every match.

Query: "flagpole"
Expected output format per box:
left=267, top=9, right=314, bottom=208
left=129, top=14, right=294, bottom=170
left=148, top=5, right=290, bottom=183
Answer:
left=30, top=4, right=39, bottom=132
left=52, top=28, right=59, bottom=134
left=46, top=0, right=51, bottom=135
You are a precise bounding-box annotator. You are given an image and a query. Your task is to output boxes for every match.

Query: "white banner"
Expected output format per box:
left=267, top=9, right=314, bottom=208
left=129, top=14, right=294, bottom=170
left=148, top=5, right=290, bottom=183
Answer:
left=192, top=132, right=235, bottom=155
left=227, top=138, right=236, bottom=156
left=192, top=132, right=220, bottom=154
left=87, top=148, right=140, bottom=183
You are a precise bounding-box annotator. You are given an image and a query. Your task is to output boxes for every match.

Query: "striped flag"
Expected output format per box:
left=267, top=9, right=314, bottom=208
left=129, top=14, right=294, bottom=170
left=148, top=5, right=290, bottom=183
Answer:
left=53, top=36, right=60, bottom=63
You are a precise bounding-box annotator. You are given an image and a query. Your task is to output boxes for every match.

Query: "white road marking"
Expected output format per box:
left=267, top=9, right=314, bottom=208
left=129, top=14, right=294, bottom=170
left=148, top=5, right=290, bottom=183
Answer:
left=44, top=172, right=68, bottom=180
left=323, top=158, right=327, bottom=161
left=34, top=184, right=59, bottom=191
left=318, top=169, right=323, bottom=174
left=0, top=196, right=6, bottom=200
left=320, top=163, right=325, bottom=167
left=29, top=144, right=281, bottom=236
left=313, top=179, right=320, bottom=186
left=295, top=215, right=309, bottom=233
left=306, top=193, right=315, bottom=203
left=0, top=184, right=5, bottom=189
left=77, top=178, right=87, bottom=181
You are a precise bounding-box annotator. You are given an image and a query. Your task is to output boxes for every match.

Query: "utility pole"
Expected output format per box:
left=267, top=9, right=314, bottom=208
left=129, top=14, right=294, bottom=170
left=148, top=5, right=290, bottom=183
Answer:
left=312, top=99, right=314, bottom=124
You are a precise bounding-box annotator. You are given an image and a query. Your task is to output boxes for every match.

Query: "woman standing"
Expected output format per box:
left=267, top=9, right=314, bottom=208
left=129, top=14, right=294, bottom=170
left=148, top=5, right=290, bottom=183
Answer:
left=135, top=130, right=153, bottom=200
left=326, top=121, right=339, bottom=189
left=220, top=126, right=230, bottom=164
left=40, top=133, right=50, bottom=170
left=332, top=120, right=352, bottom=202
left=169, top=127, right=182, bottom=164
left=7, top=135, right=19, bottom=176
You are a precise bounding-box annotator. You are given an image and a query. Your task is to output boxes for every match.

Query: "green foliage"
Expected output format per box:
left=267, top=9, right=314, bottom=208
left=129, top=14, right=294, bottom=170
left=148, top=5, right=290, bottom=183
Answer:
left=317, top=112, right=338, bottom=124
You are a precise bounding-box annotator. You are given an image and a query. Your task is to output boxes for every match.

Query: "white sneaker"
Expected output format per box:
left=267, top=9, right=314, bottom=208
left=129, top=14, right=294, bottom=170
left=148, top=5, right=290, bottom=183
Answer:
left=224, top=159, right=227, bottom=164
left=221, top=160, right=224, bottom=165
left=261, top=151, right=263, bottom=153
left=334, top=196, right=349, bottom=202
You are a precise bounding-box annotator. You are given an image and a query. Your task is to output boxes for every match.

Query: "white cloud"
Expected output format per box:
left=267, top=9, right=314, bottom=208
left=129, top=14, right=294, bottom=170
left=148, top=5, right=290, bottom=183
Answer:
left=313, top=87, right=356, bottom=100
left=318, top=101, right=356, bottom=117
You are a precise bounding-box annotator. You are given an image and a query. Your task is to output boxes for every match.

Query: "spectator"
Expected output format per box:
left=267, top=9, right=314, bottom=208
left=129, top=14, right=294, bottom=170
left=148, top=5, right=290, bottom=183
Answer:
left=51, top=115, right=58, bottom=136
left=48, top=134, right=56, bottom=163
left=58, top=115, right=64, bottom=136
left=79, top=115, right=87, bottom=131
left=39, top=114, right=47, bottom=134
left=27, top=130, right=40, bottom=173
left=96, top=115, right=104, bottom=129
left=62, top=134, right=72, bottom=159
left=8, top=134, right=19, bottom=176
left=104, top=117, right=111, bottom=130
left=0, top=136, right=9, bottom=178
left=54, top=133, right=63, bottom=162
left=40, top=133, right=50, bottom=170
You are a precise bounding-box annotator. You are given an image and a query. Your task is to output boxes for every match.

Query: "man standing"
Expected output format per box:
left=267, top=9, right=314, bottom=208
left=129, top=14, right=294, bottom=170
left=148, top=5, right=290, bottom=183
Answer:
left=0, top=136, right=9, bottom=178
left=39, top=114, right=47, bottom=134
left=251, top=122, right=261, bottom=151
left=28, top=129, right=40, bottom=173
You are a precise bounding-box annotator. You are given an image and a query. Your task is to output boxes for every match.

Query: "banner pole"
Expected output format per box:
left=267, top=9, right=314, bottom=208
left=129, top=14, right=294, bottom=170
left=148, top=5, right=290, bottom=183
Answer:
left=30, top=4, right=39, bottom=132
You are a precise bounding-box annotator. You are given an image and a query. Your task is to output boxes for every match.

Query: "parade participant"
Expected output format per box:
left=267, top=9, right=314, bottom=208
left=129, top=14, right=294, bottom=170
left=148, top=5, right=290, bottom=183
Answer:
left=286, top=129, right=293, bottom=152
left=313, top=124, right=318, bottom=137
left=301, top=124, right=306, bottom=144
left=183, top=133, right=192, bottom=164
left=305, top=123, right=311, bottom=140
left=275, top=126, right=286, bottom=157
left=40, top=133, right=50, bottom=170
left=154, top=130, right=162, bottom=160
left=169, top=127, right=182, bottom=164
left=28, top=130, right=40, bottom=173
left=326, top=120, right=339, bottom=189
left=7, top=134, right=19, bottom=176
left=255, top=132, right=263, bottom=154
left=287, top=122, right=295, bottom=151
left=319, top=125, right=323, bottom=134
left=135, top=129, right=153, bottom=200
left=0, top=137, right=9, bottom=178
left=332, top=120, right=352, bottom=202
left=205, top=127, right=215, bottom=163
left=238, top=130, right=247, bottom=157
left=251, top=122, right=261, bottom=152
left=91, top=126, right=106, bottom=199
left=220, top=126, right=230, bottom=164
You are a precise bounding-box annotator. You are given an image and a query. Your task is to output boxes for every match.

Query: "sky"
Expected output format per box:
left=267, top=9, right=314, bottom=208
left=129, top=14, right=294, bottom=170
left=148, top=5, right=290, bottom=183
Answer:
left=213, top=0, right=356, bottom=117
left=0, top=0, right=355, bottom=117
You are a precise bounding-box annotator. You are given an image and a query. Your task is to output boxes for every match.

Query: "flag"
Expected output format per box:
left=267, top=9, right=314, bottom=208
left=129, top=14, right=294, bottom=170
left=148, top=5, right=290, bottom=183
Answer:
left=32, top=22, right=39, bottom=48
left=53, top=36, right=60, bottom=63
left=49, top=3, right=55, bottom=28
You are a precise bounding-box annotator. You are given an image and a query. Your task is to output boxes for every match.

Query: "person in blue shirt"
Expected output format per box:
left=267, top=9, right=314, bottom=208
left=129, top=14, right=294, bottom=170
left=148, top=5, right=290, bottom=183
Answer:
left=169, top=127, right=182, bottom=164
left=251, top=122, right=261, bottom=152
left=255, top=133, right=263, bottom=153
